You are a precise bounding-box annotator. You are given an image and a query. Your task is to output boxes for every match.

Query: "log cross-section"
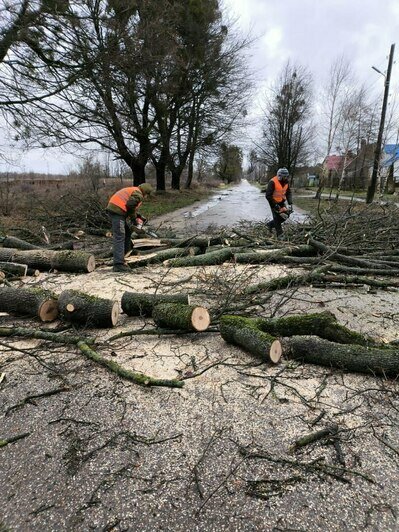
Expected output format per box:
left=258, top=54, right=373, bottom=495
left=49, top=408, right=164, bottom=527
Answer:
left=219, top=315, right=280, bottom=363
left=152, top=303, right=210, bottom=332
left=58, top=290, right=119, bottom=328
left=0, top=286, right=58, bottom=322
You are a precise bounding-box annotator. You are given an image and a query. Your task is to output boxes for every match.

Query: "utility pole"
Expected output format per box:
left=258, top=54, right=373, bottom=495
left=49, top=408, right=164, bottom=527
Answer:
left=366, top=43, right=395, bottom=204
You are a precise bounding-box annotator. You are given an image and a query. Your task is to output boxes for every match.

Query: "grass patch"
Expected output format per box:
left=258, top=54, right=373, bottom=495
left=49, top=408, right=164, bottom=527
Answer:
left=140, top=187, right=217, bottom=219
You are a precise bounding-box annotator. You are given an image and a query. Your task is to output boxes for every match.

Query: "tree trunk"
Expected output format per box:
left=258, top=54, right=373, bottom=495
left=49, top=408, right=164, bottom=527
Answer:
left=219, top=315, right=281, bottom=363
left=58, top=290, right=119, bottom=328
left=0, top=286, right=58, bottom=322
left=126, top=247, right=200, bottom=268
left=0, top=248, right=95, bottom=273
left=153, top=155, right=167, bottom=191
left=132, top=162, right=146, bottom=186
left=171, top=169, right=180, bottom=190
left=164, top=248, right=233, bottom=268
left=185, top=149, right=195, bottom=189
left=152, top=303, right=210, bottom=332
left=121, top=292, right=190, bottom=317
left=279, top=335, right=399, bottom=378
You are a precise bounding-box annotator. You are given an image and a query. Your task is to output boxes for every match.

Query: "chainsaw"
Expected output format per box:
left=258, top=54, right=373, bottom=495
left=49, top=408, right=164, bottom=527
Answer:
left=131, top=214, right=158, bottom=238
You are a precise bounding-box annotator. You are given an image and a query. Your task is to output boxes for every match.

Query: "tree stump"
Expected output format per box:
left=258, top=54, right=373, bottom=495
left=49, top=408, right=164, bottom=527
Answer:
left=219, top=315, right=280, bottom=363
left=121, top=292, right=191, bottom=317
left=0, top=286, right=58, bottom=322
left=58, top=290, right=119, bottom=328
left=152, top=303, right=210, bottom=332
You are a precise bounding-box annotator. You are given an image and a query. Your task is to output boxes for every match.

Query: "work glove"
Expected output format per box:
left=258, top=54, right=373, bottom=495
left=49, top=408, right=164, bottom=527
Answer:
left=136, top=213, right=147, bottom=225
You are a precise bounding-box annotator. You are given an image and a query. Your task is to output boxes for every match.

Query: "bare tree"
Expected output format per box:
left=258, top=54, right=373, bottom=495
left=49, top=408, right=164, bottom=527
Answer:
left=257, top=62, right=314, bottom=177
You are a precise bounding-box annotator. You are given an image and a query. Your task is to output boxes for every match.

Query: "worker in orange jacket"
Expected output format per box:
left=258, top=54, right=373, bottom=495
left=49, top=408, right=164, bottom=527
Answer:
left=106, top=183, right=153, bottom=272
left=265, top=168, right=293, bottom=239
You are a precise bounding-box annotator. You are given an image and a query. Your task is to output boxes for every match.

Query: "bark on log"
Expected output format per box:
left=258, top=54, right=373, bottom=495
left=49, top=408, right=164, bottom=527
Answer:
left=2, top=236, right=43, bottom=250
left=174, top=235, right=229, bottom=248
left=327, top=265, right=399, bottom=276
left=0, top=262, right=28, bottom=277
left=219, top=315, right=280, bottom=363
left=121, top=292, right=190, bottom=316
left=58, top=290, right=119, bottom=328
left=279, top=335, right=399, bottom=377
left=0, top=248, right=95, bottom=273
left=164, top=248, right=233, bottom=268
left=0, top=286, right=58, bottom=321
left=125, top=247, right=200, bottom=268
left=254, top=311, right=377, bottom=346
left=152, top=303, right=210, bottom=332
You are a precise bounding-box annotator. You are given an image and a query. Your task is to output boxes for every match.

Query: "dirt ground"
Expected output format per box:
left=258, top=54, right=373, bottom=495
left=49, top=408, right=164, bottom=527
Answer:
left=1, top=208, right=399, bottom=532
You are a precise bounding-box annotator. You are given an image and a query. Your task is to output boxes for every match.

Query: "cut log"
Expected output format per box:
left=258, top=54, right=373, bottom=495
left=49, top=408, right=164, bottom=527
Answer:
left=254, top=311, right=377, bottom=346
left=0, top=286, right=58, bottom=322
left=121, top=292, right=190, bottom=316
left=0, top=262, right=28, bottom=277
left=58, top=290, right=119, bottom=328
left=219, top=315, right=280, bottom=363
left=174, top=235, right=229, bottom=248
left=279, top=335, right=399, bottom=378
left=125, top=247, right=200, bottom=268
left=2, top=236, right=43, bottom=250
left=164, top=248, right=233, bottom=268
left=152, top=303, right=210, bottom=332
left=131, top=238, right=166, bottom=249
left=0, top=248, right=95, bottom=273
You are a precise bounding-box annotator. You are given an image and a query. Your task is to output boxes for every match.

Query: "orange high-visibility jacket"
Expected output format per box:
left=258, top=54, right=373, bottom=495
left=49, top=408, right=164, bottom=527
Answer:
left=108, top=187, right=143, bottom=213
left=271, top=176, right=289, bottom=203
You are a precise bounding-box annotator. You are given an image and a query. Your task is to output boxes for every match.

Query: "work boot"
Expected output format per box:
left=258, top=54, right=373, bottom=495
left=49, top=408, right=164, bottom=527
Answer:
left=113, top=264, right=131, bottom=273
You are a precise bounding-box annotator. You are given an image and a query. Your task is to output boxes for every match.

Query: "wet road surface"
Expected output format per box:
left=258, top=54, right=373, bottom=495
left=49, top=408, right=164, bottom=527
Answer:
left=155, top=179, right=307, bottom=233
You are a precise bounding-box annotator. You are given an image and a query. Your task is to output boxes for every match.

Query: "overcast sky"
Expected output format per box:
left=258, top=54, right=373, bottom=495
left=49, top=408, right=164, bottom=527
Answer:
left=2, top=0, right=399, bottom=174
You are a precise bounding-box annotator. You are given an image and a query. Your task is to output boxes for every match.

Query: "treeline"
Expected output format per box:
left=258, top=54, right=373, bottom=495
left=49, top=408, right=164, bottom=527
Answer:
left=0, top=0, right=250, bottom=190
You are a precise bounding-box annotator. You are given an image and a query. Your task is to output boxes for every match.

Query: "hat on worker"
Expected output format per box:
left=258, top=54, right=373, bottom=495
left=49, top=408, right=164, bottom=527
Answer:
left=138, top=183, right=154, bottom=195
left=277, top=168, right=289, bottom=179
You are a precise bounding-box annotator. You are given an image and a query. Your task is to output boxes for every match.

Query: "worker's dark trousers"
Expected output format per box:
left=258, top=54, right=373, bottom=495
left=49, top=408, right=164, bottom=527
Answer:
left=109, top=213, right=132, bottom=266
left=267, top=207, right=285, bottom=237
